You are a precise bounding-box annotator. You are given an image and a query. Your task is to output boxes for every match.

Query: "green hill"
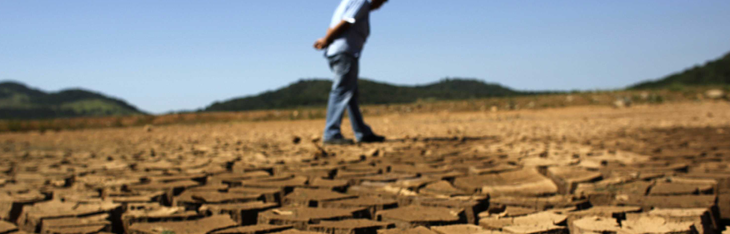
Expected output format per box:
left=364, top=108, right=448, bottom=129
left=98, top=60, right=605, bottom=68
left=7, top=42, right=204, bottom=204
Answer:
left=0, top=81, right=145, bottom=119
left=205, top=78, right=525, bottom=112
left=630, top=52, right=730, bottom=89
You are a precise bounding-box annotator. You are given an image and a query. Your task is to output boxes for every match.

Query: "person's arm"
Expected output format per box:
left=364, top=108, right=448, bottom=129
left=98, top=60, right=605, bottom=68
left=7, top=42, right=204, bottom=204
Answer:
left=313, top=20, right=352, bottom=50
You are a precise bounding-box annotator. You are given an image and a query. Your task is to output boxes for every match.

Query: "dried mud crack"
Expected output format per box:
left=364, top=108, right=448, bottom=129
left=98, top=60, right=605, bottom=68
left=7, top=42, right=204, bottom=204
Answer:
left=0, top=102, right=729, bottom=234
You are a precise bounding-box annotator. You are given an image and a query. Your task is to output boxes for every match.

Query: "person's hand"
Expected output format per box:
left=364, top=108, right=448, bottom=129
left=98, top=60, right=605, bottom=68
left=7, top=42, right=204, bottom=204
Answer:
left=313, top=38, right=329, bottom=50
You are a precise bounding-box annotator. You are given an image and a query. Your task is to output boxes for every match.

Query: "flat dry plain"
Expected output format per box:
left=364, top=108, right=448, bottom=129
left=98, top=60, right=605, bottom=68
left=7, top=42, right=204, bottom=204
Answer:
left=0, top=102, right=729, bottom=234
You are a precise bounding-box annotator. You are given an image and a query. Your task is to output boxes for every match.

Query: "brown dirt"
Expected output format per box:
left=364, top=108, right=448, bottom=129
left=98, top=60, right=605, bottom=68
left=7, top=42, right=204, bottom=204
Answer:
left=377, top=206, right=462, bottom=228
left=0, top=220, right=18, bottom=233
left=212, top=224, right=293, bottom=234
left=311, top=219, right=390, bottom=229
left=0, top=102, right=730, bottom=233
left=274, top=229, right=325, bottom=234
left=258, top=207, right=360, bottom=230
left=282, top=188, right=356, bottom=207
left=127, top=215, right=238, bottom=234
left=377, top=226, right=437, bottom=234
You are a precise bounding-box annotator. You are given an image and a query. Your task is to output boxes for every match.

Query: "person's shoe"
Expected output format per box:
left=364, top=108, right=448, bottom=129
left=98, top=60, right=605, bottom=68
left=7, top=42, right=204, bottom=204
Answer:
left=323, top=138, right=355, bottom=145
left=359, top=134, right=386, bottom=143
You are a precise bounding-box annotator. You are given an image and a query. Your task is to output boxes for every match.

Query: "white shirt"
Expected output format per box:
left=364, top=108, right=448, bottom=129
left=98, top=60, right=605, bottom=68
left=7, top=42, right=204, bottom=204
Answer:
left=325, top=0, right=371, bottom=58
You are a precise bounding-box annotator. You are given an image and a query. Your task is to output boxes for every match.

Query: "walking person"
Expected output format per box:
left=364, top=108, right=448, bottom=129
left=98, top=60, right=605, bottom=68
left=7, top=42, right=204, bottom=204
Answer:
left=314, top=0, right=388, bottom=145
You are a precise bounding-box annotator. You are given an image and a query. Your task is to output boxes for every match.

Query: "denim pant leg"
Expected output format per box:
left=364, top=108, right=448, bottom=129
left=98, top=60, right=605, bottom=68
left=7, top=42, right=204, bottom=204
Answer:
left=346, top=81, right=373, bottom=140
left=323, top=54, right=373, bottom=141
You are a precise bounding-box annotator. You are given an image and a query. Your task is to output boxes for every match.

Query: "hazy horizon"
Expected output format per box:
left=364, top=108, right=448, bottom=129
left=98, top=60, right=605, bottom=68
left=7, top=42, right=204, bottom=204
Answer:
left=2, top=0, right=730, bottom=113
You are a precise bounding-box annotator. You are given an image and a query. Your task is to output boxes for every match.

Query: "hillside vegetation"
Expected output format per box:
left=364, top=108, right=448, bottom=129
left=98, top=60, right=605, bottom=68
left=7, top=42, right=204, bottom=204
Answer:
left=0, top=81, right=144, bottom=119
left=631, top=52, right=730, bottom=89
left=205, top=78, right=525, bottom=112
left=3, top=50, right=729, bottom=120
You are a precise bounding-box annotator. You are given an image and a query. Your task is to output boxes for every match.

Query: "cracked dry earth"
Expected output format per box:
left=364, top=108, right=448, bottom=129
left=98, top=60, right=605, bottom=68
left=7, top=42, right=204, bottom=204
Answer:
left=0, top=102, right=729, bottom=234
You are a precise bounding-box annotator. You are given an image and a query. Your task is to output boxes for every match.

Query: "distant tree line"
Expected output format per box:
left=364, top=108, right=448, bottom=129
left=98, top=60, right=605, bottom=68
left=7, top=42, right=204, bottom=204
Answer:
left=204, top=78, right=537, bottom=112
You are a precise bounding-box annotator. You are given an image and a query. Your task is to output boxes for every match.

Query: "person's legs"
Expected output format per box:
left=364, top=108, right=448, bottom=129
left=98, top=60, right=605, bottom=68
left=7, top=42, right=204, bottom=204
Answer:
left=344, top=58, right=374, bottom=140
left=323, top=54, right=358, bottom=141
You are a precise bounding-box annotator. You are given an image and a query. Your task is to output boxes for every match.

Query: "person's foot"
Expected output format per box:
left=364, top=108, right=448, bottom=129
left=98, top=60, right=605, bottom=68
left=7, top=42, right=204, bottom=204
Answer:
left=359, top=134, right=386, bottom=143
left=323, top=138, right=355, bottom=145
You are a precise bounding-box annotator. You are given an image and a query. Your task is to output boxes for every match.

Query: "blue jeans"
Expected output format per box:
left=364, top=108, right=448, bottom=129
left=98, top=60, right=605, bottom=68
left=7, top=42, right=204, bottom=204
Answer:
left=323, top=53, right=374, bottom=141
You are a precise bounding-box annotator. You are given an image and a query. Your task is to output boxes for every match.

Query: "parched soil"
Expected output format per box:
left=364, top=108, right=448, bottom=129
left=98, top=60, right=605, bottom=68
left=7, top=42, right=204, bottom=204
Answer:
left=0, top=102, right=729, bottom=234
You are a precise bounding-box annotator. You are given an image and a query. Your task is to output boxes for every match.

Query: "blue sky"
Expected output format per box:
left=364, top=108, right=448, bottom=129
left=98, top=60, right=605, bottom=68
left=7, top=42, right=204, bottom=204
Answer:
left=2, top=0, right=729, bottom=113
